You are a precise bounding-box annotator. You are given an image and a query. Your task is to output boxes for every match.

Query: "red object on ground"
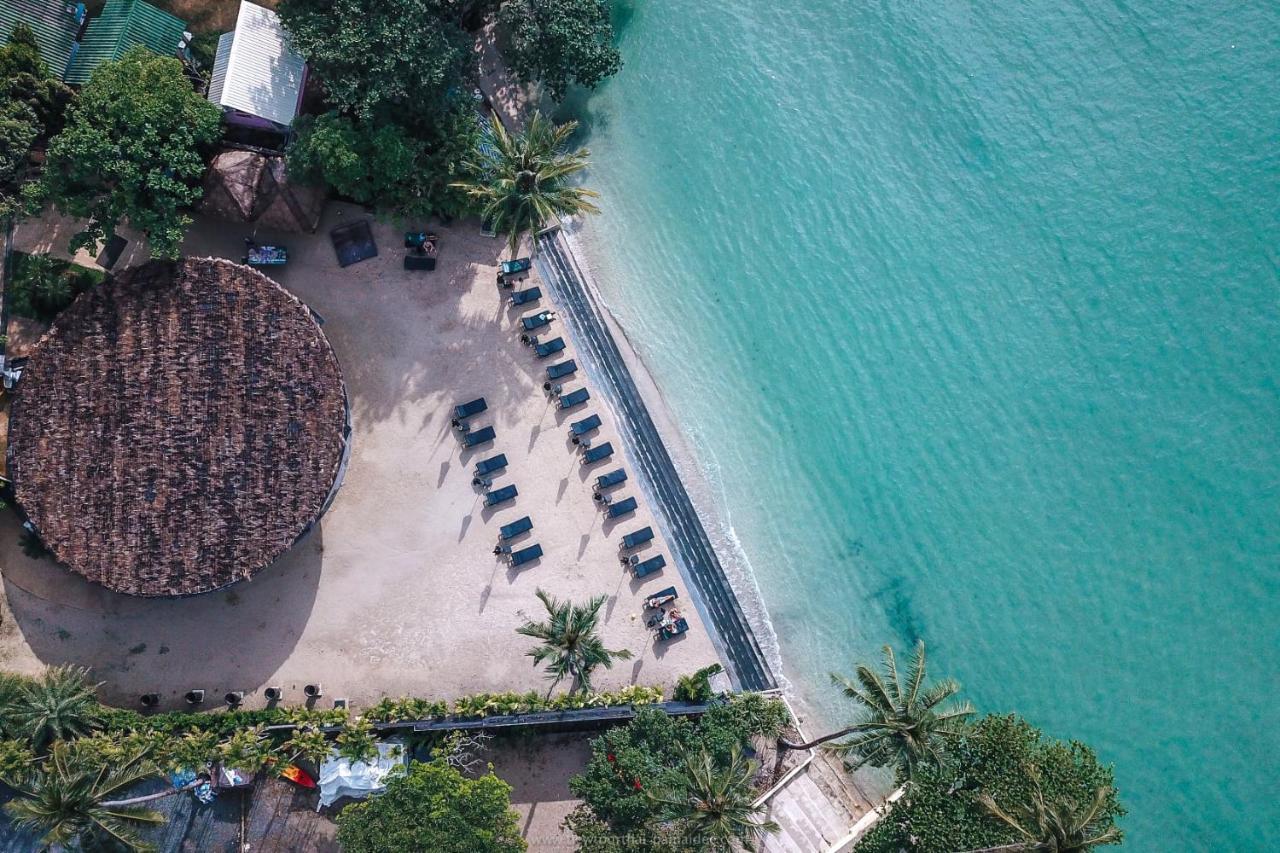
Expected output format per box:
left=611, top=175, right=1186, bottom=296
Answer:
left=280, top=764, right=317, bottom=788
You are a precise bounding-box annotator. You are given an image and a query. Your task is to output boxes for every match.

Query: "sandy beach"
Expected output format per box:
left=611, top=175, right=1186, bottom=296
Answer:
left=0, top=204, right=722, bottom=707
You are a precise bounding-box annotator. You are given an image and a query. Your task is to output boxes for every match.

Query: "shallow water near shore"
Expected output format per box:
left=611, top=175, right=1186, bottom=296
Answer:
left=569, top=0, right=1279, bottom=849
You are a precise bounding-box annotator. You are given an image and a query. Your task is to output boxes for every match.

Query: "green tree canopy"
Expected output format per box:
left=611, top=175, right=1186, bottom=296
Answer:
left=853, top=714, right=1125, bottom=853
left=515, top=588, right=631, bottom=695
left=3, top=742, right=165, bottom=852
left=499, top=0, right=621, bottom=101
left=35, top=48, right=220, bottom=259
left=0, top=23, right=46, bottom=79
left=277, top=0, right=470, bottom=123
left=0, top=25, right=74, bottom=217
left=566, top=696, right=790, bottom=847
left=454, top=111, right=599, bottom=255
left=288, top=99, right=478, bottom=218
left=334, top=760, right=526, bottom=853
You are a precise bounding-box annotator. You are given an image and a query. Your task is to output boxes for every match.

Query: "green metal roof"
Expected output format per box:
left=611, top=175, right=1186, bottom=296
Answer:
left=0, top=0, right=84, bottom=81
left=64, top=0, right=185, bottom=85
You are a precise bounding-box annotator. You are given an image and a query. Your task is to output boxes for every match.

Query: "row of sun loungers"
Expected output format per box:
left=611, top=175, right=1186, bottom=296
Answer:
left=501, top=282, right=686, bottom=641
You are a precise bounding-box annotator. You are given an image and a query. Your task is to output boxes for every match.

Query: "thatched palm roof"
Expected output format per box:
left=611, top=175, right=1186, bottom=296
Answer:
left=201, top=149, right=326, bottom=233
left=7, top=258, right=347, bottom=596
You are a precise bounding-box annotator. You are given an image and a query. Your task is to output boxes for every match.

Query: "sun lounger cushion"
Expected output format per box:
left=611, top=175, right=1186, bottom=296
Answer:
left=583, top=442, right=614, bottom=464
left=570, top=413, right=601, bottom=435
left=535, top=337, right=565, bottom=358
left=622, top=526, right=654, bottom=549
left=511, top=287, right=542, bottom=306
left=633, top=554, right=666, bottom=578
left=606, top=495, right=637, bottom=518
left=559, top=388, right=589, bottom=409
left=547, top=359, right=577, bottom=380
left=475, top=454, right=508, bottom=476
left=404, top=254, right=435, bottom=270
left=484, top=484, right=518, bottom=506
left=659, top=617, right=689, bottom=639
left=462, top=425, right=496, bottom=447
left=454, top=398, right=487, bottom=419
left=510, top=543, right=543, bottom=566
left=644, top=586, right=678, bottom=607
left=500, top=516, right=533, bottom=540
left=521, top=312, right=553, bottom=331
left=596, top=469, right=627, bottom=489
left=500, top=258, right=532, bottom=276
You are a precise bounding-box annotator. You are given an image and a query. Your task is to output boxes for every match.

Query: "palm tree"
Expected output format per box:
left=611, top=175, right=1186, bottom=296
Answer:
left=778, top=641, right=973, bottom=781
left=4, top=743, right=172, bottom=851
left=648, top=744, right=779, bottom=852
left=516, top=589, right=631, bottom=695
left=961, top=779, right=1122, bottom=853
left=453, top=111, right=600, bottom=255
left=13, top=665, right=102, bottom=750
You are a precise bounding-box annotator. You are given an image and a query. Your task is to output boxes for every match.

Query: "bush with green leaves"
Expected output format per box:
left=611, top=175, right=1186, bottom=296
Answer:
left=854, top=713, right=1125, bottom=853
left=34, top=47, right=221, bottom=259
left=335, top=759, right=526, bottom=853
left=673, top=663, right=724, bottom=703
left=8, top=252, right=104, bottom=323
left=499, top=0, right=622, bottom=101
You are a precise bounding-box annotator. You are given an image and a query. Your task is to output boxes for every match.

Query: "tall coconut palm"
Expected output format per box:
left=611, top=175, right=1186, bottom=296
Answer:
left=961, top=779, right=1122, bottom=853
left=4, top=743, right=169, bottom=851
left=13, top=665, right=102, bottom=750
left=517, top=589, right=631, bottom=695
left=648, top=744, right=779, bottom=852
left=453, top=111, right=600, bottom=255
left=778, top=641, right=973, bottom=782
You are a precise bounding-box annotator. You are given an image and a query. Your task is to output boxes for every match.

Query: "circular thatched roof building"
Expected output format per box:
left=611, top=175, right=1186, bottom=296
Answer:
left=7, top=258, right=349, bottom=596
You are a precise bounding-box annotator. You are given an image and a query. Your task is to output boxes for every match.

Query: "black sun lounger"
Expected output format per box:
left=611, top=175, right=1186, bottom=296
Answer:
left=521, top=311, right=555, bottom=332
left=605, top=495, right=637, bottom=518
left=658, top=617, right=689, bottom=640
left=404, top=254, right=435, bottom=271
left=633, top=554, right=666, bottom=578
left=643, top=586, right=678, bottom=608
left=546, top=359, right=577, bottom=380
left=462, top=425, right=496, bottom=447
left=510, top=287, right=541, bottom=306
left=622, top=526, right=654, bottom=549
left=509, top=543, right=543, bottom=567
left=535, top=337, right=565, bottom=358
left=582, top=441, right=614, bottom=464
left=484, top=484, right=518, bottom=507
left=570, top=414, right=601, bottom=436
left=559, top=388, right=590, bottom=409
left=454, top=398, right=487, bottom=420
left=500, top=516, right=533, bottom=540
left=474, top=454, right=508, bottom=477
left=595, top=469, right=627, bottom=489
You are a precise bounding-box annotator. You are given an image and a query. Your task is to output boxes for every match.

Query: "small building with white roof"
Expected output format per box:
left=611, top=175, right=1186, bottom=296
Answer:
left=207, top=0, right=306, bottom=131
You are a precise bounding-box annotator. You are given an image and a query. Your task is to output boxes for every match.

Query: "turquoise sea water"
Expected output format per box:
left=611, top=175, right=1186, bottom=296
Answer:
left=569, top=1, right=1279, bottom=849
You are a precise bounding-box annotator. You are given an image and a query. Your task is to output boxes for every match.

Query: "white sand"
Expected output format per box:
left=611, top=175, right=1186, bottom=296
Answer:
left=0, top=204, right=721, bottom=708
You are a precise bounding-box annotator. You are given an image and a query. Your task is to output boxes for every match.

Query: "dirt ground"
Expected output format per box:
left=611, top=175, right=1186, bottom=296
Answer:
left=0, top=204, right=722, bottom=711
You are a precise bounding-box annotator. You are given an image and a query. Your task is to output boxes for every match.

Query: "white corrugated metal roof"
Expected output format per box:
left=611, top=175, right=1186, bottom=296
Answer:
left=206, top=0, right=305, bottom=127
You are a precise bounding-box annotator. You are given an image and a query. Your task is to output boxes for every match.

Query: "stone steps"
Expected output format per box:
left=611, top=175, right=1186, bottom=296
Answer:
left=762, top=767, right=858, bottom=853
